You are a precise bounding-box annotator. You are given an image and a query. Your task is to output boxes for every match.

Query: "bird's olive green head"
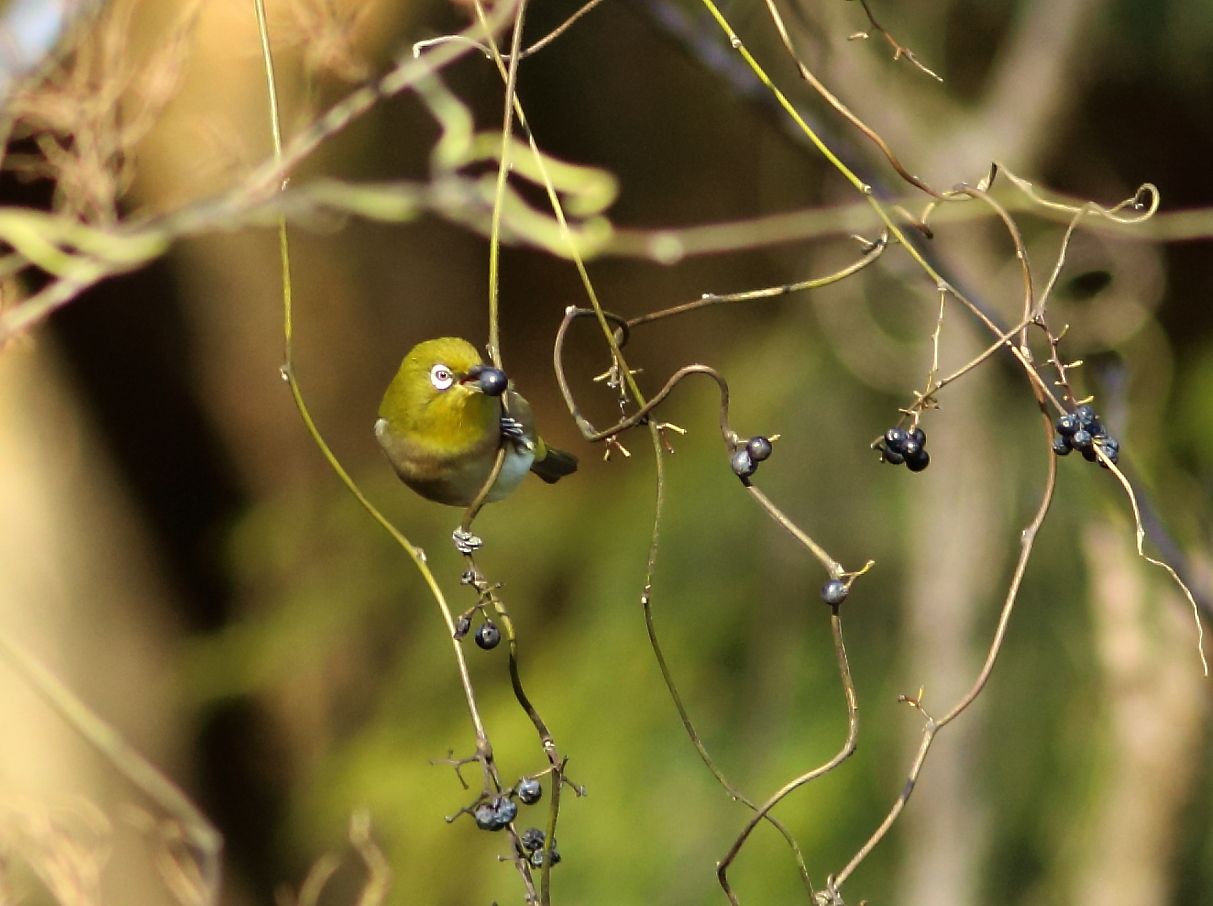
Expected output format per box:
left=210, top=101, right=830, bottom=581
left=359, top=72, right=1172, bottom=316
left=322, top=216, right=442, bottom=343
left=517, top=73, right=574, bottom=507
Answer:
left=378, top=337, right=495, bottom=434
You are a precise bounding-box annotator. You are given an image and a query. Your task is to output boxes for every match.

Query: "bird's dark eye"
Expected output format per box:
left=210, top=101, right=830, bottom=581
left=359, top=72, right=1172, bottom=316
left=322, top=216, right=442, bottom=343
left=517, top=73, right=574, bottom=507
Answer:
left=430, top=364, right=454, bottom=390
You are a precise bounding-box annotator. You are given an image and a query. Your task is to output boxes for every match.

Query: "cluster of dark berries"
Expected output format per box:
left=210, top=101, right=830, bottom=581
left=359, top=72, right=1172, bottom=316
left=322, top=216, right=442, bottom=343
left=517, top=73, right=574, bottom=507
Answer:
left=731, top=435, right=773, bottom=482
left=1052, top=404, right=1119, bottom=466
left=518, top=827, right=562, bottom=867
left=473, top=777, right=545, bottom=833
left=878, top=425, right=930, bottom=472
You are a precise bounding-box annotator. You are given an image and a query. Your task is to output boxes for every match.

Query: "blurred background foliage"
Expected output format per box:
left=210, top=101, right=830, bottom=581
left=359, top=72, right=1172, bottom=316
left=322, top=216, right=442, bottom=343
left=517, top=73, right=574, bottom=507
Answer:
left=1, top=0, right=1211, bottom=904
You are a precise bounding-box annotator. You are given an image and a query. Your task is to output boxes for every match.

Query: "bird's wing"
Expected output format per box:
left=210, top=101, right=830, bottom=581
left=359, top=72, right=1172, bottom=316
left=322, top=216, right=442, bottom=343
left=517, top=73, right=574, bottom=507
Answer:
left=502, top=389, right=537, bottom=444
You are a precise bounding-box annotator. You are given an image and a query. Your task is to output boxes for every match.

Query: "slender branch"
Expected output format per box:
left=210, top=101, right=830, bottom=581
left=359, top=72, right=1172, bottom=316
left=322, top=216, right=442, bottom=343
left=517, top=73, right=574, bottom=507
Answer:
left=761, top=0, right=942, bottom=196
left=851, top=0, right=943, bottom=81
left=625, top=233, right=887, bottom=330
left=473, top=0, right=530, bottom=368
left=640, top=427, right=815, bottom=897
left=717, top=607, right=860, bottom=904
left=831, top=401, right=1059, bottom=892
left=513, top=0, right=608, bottom=59
left=252, top=5, right=528, bottom=895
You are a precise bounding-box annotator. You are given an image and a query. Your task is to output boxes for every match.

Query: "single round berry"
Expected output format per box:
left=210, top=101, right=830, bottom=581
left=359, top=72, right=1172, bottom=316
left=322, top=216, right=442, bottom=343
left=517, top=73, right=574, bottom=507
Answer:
left=1096, top=436, right=1120, bottom=468
left=1070, top=429, right=1093, bottom=451
left=746, top=436, right=773, bottom=463
left=517, top=777, right=543, bottom=805
left=1055, top=414, right=1079, bottom=437
left=519, top=827, right=545, bottom=852
left=493, top=797, right=518, bottom=828
left=475, top=621, right=501, bottom=650
left=900, top=439, right=922, bottom=459
left=473, top=802, right=496, bottom=830
left=884, top=427, right=909, bottom=453
left=882, top=447, right=905, bottom=466
left=1052, top=435, right=1071, bottom=456
left=905, top=448, right=931, bottom=472
left=1081, top=446, right=1098, bottom=463
left=731, top=449, right=756, bottom=479
left=821, top=579, right=848, bottom=606
left=474, top=799, right=512, bottom=831
left=907, top=426, right=926, bottom=448
left=1075, top=404, right=1097, bottom=426
left=477, top=367, right=509, bottom=397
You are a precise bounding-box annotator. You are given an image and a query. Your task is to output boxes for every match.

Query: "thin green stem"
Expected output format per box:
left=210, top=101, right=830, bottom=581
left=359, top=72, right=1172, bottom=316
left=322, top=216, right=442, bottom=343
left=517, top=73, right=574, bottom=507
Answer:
left=641, top=428, right=815, bottom=897
left=475, top=0, right=529, bottom=368
left=251, top=0, right=492, bottom=752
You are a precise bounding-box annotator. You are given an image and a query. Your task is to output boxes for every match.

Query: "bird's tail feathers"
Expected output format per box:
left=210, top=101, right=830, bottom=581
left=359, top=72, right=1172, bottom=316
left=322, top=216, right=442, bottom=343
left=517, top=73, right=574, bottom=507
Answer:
left=530, top=444, right=578, bottom=483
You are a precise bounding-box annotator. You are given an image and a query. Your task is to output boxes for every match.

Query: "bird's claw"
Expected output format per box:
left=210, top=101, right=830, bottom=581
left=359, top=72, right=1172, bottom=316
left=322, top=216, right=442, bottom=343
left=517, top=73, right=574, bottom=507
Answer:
left=500, top=416, right=526, bottom=440
left=452, top=529, right=483, bottom=554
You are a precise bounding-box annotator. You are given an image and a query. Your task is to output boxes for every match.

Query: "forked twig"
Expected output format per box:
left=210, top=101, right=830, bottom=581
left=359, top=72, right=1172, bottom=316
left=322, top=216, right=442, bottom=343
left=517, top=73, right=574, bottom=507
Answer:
left=761, top=0, right=943, bottom=197
left=849, top=0, right=943, bottom=82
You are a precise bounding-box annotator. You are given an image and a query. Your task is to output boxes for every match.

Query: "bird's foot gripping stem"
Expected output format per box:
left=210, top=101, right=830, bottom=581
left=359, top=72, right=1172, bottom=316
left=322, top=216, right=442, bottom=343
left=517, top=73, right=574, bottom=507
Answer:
left=500, top=416, right=527, bottom=441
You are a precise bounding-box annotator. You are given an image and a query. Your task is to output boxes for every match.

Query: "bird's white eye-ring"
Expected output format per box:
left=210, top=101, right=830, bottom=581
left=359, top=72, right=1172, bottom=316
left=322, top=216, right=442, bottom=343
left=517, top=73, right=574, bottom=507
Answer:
left=430, top=364, right=455, bottom=390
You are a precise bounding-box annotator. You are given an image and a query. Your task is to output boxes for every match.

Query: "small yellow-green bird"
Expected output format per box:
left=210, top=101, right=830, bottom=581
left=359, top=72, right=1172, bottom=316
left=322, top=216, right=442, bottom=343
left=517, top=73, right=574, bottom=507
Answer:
left=375, top=337, right=578, bottom=508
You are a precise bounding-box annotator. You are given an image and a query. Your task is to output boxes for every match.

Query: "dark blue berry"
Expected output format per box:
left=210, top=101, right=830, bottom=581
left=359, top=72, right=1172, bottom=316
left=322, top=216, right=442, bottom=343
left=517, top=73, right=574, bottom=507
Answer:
left=907, top=426, right=926, bottom=447
left=882, top=447, right=905, bottom=465
left=517, top=777, right=542, bottom=805
left=1075, top=404, right=1097, bottom=426
left=477, top=367, right=509, bottom=397
left=746, top=436, right=773, bottom=462
left=475, top=621, right=501, bottom=650
left=473, top=796, right=516, bottom=831
left=494, top=800, right=514, bottom=829
left=1098, top=437, right=1120, bottom=466
left=1052, top=436, right=1071, bottom=456
left=1070, top=429, right=1093, bottom=451
left=821, top=579, right=848, bottom=605
left=473, top=801, right=497, bottom=830
left=494, top=797, right=518, bottom=828
left=1055, top=414, right=1079, bottom=437
left=455, top=615, right=472, bottom=638
left=1081, top=446, right=1098, bottom=462
left=905, top=448, right=931, bottom=472
left=519, top=828, right=545, bottom=852
left=900, top=439, right=922, bottom=459
left=885, top=427, right=909, bottom=453
left=731, top=449, right=756, bottom=479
